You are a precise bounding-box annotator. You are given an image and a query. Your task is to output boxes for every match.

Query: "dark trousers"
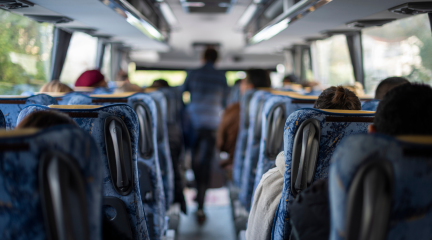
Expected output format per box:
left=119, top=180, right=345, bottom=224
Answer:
left=192, top=129, right=216, bottom=210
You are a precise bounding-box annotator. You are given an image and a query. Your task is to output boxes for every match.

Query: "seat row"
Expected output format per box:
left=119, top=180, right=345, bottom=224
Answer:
left=0, top=90, right=181, bottom=240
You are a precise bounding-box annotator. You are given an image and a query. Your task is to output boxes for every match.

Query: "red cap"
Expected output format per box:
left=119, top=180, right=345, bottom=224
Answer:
left=75, top=70, right=105, bottom=87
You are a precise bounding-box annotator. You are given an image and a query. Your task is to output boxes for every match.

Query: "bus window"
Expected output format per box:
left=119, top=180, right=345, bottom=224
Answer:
left=60, top=32, right=98, bottom=85
left=315, top=35, right=355, bottom=87
left=0, top=10, right=53, bottom=95
left=226, top=71, right=246, bottom=86
left=362, top=14, right=432, bottom=94
left=101, top=44, right=111, bottom=82
left=128, top=63, right=187, bottom=87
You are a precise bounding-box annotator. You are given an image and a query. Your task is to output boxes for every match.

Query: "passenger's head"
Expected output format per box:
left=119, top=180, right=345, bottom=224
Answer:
left=40, top=80, right=73, bottom=93
left=370, top=83, right=432, bottom=135
left=314, top=86, right=361, bottom=110
left=375, top=77, right=409, bottom=100
left=150, top=79, right=170, bottom=88
left=240, top=69, right=272, bottom=94
left=203, top=47, right=218, bottom=64
left=116, top=70, right=129, bottom=82
left=16, top=110, right=77, bottom=129
left=75, top=70, right=107, bottom=87
left=283, top=74, right=299, bottom=85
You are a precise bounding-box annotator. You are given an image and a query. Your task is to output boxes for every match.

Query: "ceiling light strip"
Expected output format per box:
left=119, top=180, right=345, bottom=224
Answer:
left=248, top=0, right=332, bottom=45
left=101, top=0, right=165, bottom=41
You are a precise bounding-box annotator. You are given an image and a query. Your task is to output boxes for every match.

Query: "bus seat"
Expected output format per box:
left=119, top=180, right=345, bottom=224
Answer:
left=227, top=83, right=241, bottom=106
left=329, top=134, right=432, bottom=240
left=361, top=100, right=380, bottom=111
left=232, top=89, right=256, bottom=188
left=0, top=94, right=57, bottom=130
left=0, top=126, right=103, bottom=240
left=0, top=110, right=5, bottom=129
left=57, top=92, right=88, bottom=105
left=17, top=104, right=152, bottom=240
left=62, top=93, right=168, bottom=240
left=272, top=108, right=375, bottom=240
left=239, top=90, right=273, bottom=210
left=253, top=94, right=316, bottom=200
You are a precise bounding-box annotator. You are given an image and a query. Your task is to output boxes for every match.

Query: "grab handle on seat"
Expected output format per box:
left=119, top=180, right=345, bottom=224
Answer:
left=109, top=120, right=129, bottom=191
left=294, top=123, right=316, bottom=191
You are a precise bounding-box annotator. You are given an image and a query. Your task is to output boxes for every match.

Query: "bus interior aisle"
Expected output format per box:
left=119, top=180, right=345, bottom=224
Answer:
left=3, top=0, right=432, bottom=240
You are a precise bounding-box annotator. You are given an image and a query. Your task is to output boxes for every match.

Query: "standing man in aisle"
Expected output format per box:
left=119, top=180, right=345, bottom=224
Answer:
left=182, top=47, right=228, bottom=223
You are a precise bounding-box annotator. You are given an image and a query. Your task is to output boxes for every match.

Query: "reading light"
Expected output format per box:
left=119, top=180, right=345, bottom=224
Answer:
left=250, top=18, right=290, bottom=44
left=237, top=4, right=258, bottom=28
left=159, top=2, right=178, bottom=26
left=182, top=2, right=205, bottom=7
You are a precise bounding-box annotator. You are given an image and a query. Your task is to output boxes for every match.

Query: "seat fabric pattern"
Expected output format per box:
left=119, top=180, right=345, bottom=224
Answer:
left=233, top=90, right=256, bottom=187
left=0, top=125, right=103, bottom=240
left=239, top=91, right=273, bottom=210
left=0, top=94, right=57, bottom=130
left=253, top=96, right=314, bottom=196
left=148, top=91, right=175, bottom=209
left=65, top=93, right=167, bottom=240
left=361, top=100, right=380, bottom=111
left=329, top=134, right=432, bottom=240
left=59, top=92, right=88, bottom=105
left=272, top=108, right=374, bottom=240
left=0, top=110, right=5, bottom=129
left=17, top=104, right=151, bottom=240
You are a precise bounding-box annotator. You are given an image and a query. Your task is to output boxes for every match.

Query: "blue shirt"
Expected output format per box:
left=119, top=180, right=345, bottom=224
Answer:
left=182, top=63, right=228, bottom=130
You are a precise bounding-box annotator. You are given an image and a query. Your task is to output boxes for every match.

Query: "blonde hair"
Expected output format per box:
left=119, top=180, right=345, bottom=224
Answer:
left=40, top=80, right=74, bottom=93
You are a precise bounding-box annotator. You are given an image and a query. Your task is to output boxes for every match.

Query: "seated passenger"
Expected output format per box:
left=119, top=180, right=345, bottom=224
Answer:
left=217, top=69, right=271, bottom=170
left=245, top=86, right=360, bottom=240
left=16, top=110, right=77, bottom=129
left=282, top=74, right=299, bottom=86
left=113, top=70, right=142, bottom=93
left=40, top=80, right=73, bottom=93
left=74, top=69, right=107, bottom=88
left=289, top=83, right=432, bottom=240
left=374, top=76, right=409, bottom=100
left=150, top=79, right=170, bottom=88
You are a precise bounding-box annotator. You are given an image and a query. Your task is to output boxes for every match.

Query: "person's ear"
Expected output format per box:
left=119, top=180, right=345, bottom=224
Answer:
left=368, top=124, right=376, bottom=133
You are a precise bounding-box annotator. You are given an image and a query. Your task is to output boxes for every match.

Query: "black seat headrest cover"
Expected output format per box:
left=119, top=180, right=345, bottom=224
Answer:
left=138, top=162, right=154, bottom=202
left=265, top=104, right=287, bottom=160
left=102, top=197, right=133, bottom=240
left=134, top=102, right=154, bottom=159
left=291, top=118, right=321, bottom=197
left=39, top=150, right=89, bottom=240
left=346, top=159, right=393, bottom=240
left=104, top=116, right=133, bottom=195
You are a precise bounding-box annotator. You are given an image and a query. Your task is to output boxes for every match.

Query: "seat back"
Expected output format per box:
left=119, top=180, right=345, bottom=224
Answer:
left=253, top=93, right=316, bottom=197
left=0, top=94, right=57, bottom=129
left=0, top=110, right=5, bottom=129
left=238, top=90, right=273, bottom=209
left=227, top=83, right=241, bottom=106
left=271, top=108, right=375, bottom=240
left=330, top=134, right=432, bottom=240
left=0, top=126, right=103, bottom=240
left=65, top=93, right=167, bottom=240
left=233, top=90, right=256, bottom=187
left=17, top=105, right=151, bottom=240
left=361, top=100, right=380, bottom=111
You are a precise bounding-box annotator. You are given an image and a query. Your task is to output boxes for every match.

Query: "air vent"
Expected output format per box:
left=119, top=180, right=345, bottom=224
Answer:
left=0, top=0, right=33, bottom=10
left=24, top=15, right=73, bottom=24
left=183, top=0, right=233, bottom=13
left=347, top=19, right=396, bottom=28
left=389, top=2, right=432, bottom=15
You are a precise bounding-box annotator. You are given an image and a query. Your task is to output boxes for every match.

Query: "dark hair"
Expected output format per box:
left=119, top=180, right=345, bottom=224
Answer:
left=375, top=77, right=409, bottom=100
left=245, top=69, right=271, bottom=88
left=283, top=74, right=299, bottom=83
left=203, top=48, right=218, bottom=63
left=150, top=79, right=169, bottom=88
left=16, top=110, right=77, bottom=129
left=314, top=86, right=361, bottom=110
left=374, top=83, right=432, bottom=135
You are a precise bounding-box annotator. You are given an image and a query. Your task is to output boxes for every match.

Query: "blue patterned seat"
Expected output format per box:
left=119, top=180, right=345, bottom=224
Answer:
left=238, top=90, right=273, bottom=210
left=271, top=108, right=375, bottom=240
left=17, top=104, right=152, bottom=240
left=329, top=134, right=432, bottom=240
left=233, top=90, right=257, bottom=187
left=64, top=93, right=168, bottom=240
left=253, top=93, right=316, bottom=198
left=0, top=94, right=57, bottom=130
left=0, top=110, right=5, bottom=129
left=0, top=125, right=103, bottom=240
left=361, top=99, right=380, bottom=111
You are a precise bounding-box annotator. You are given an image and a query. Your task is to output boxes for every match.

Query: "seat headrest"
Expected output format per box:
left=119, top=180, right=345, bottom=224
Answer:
left=90, top=92, right=138, bottom=98
left=0, top=128, right=39, bottom=138
left=73, top=87, right=95, bottom=92
left=0, top=95, right=29, bottom=98
left=49, top=105, right=103, bottom=109
left=36, top=92, right=66, bottom=97
left=396, top=135, right=432, bottom=145
left=271, top=91, right=319, bottom=100
left=320, top=109, right=375, bottom=114
left=144, top=88, right=157, bottom=93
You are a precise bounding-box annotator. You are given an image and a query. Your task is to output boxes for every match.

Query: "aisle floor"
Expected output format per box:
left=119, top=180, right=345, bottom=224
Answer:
left=176, top=188, right=236, bottom=240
